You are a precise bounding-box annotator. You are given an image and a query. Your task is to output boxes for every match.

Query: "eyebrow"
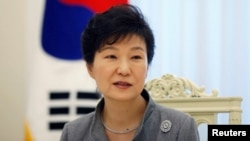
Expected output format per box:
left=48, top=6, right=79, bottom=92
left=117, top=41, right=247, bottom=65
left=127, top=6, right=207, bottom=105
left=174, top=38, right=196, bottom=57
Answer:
left=98, top=46, right=117, bottom=52
left=99, top=46, right=145, bottom=52
left=131, top=46, right=146, bottom=52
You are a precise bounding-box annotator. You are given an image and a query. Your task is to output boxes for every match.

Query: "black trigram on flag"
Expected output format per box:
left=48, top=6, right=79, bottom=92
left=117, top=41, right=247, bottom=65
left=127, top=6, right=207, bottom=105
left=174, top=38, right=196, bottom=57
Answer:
left=48, top=91, right=101, bottom=130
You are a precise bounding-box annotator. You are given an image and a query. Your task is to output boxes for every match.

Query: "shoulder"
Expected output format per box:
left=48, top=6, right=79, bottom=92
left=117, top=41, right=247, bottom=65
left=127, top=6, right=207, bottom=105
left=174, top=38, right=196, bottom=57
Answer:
left=65, top=112, right=94, bottom=130
left=150, top=104, right=200, bottom=140
left=60, top=112, right=95, bottom=141
left=144, top=89, right=195, bottom=125
left=153, top=103, right=195, bottom=126
left=141, top=100, right=200, bottom=141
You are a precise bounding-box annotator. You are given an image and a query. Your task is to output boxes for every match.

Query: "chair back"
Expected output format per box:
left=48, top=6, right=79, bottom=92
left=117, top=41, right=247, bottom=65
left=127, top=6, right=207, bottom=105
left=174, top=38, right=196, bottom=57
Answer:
left=144, top=74, right=242, bottom=125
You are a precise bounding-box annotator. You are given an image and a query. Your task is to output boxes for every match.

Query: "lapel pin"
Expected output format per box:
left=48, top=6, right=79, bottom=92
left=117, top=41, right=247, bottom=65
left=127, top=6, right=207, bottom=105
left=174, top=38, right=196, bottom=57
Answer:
left=160, top=120, right=172, bottom=133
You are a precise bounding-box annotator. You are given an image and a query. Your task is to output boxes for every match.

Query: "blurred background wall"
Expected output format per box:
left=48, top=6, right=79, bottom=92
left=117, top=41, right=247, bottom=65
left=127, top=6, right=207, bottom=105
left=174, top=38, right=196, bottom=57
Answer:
left=0, top=0, right=27, bottom=141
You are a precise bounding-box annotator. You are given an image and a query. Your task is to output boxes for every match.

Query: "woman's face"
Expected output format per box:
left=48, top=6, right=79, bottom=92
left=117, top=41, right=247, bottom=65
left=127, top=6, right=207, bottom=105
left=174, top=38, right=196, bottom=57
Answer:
left=87, top=34, right=148, bottom=102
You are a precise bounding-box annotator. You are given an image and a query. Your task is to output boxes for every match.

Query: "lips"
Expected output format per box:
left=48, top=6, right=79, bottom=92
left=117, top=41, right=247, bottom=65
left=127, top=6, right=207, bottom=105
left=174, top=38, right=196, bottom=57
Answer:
left=113, top=81, right=132, bottom=87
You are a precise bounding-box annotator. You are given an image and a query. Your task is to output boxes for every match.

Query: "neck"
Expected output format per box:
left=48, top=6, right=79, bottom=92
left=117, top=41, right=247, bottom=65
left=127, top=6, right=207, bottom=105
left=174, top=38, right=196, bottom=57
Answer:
left=102, top=95, right=147, bottom=131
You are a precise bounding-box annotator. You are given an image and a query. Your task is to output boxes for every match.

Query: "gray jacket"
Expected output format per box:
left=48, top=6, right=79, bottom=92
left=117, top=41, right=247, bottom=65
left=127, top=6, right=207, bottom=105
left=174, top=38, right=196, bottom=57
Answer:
left=60, top=89, right=200, bottom=141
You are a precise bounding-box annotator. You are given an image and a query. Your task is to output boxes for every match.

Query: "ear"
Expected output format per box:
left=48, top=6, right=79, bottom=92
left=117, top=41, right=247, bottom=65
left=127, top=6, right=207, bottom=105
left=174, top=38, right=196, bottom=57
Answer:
left=86, top=63, right=95, bottom=79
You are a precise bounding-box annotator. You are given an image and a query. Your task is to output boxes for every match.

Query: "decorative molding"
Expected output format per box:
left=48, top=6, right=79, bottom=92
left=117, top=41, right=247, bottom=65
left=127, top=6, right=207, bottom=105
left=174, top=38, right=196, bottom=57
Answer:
left=144, top=74, right=218, bottom=98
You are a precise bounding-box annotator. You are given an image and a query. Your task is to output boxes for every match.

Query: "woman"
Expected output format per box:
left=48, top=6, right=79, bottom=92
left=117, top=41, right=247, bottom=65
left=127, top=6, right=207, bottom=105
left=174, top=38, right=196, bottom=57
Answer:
left=60, top=4, right=200, bottom=141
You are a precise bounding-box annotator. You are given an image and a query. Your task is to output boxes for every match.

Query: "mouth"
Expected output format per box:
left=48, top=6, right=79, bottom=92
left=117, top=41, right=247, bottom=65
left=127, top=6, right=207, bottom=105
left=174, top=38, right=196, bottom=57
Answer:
left=113, top=81, right=132, bottom=87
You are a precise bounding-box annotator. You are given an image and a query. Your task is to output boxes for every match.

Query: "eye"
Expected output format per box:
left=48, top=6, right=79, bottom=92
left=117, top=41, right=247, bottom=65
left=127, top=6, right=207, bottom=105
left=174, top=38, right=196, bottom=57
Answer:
left=105, top=55, right=117, bottom=59
left=131, top=55, right=142, bottom=60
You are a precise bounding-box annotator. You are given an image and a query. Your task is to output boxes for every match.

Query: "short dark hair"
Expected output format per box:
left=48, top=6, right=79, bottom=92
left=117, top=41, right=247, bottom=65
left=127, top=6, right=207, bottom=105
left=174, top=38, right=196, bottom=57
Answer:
left=81, top=4, right=155, bottom=65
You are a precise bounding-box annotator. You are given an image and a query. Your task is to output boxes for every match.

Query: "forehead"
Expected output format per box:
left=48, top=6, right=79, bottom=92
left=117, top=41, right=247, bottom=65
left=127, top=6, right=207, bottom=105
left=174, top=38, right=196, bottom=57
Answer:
left=100, top=33, right=145, bottom=48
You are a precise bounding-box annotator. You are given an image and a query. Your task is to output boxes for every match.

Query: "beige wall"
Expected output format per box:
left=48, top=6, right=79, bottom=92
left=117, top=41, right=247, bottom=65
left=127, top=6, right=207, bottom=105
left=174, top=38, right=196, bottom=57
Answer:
left=0, top=0, right=27, bottom=140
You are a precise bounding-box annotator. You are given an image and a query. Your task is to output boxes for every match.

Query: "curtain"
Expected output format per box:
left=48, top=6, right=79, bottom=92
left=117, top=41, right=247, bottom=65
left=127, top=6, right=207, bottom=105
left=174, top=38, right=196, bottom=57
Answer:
left=131, top=0, right=250, bottom=140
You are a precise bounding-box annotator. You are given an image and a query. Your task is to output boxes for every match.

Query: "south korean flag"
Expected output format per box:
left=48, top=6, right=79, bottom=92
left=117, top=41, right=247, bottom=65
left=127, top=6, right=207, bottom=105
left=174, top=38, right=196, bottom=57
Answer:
left=25, top=0, right=128, bottom=141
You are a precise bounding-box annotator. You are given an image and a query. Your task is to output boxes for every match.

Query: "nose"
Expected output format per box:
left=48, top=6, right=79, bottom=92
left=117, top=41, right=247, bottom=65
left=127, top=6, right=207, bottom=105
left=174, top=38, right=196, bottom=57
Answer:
left=117, top=59, right=131, bottom=76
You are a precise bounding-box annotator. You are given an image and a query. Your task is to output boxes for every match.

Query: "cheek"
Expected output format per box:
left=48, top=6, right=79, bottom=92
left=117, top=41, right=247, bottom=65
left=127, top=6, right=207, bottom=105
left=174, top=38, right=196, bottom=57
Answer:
left=92, top=64, right=113, bottom=79
left=135, top=65, right=148, bottom=80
